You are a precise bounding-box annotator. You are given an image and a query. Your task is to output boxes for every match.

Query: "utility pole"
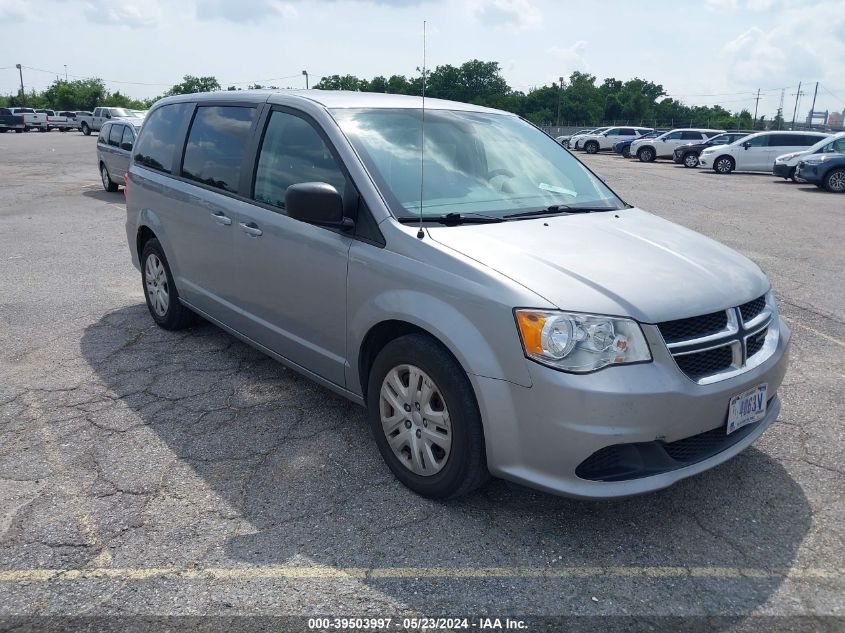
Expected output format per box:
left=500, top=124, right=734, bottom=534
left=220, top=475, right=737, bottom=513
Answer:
left=791, top=82, right=804, bottom=130
left=776, top=89, right=785, bottom=130
left=15, top=64, right=24, bottom=105
left=64, top=65, right=68, bottom=81
left=302, top=70, right=309, bottom=89
left=808, top=82, right=819, bottom=129
left=556, top=76, right=563, bottom=127
left=753, top=88, right=761, bottom=129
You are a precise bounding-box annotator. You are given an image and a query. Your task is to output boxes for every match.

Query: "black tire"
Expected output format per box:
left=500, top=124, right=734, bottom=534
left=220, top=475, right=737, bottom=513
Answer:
left=366, top=333, right=489, bottom=499
left=622, top=146, right=630, bottom=158
left=823, top=168, right=845, bottom=193
left=637, top=146, right=655, bottom=162
left=585, top=141, right=599, bottom=154
left=100, top=163, right=119, bottom=192
left=40, top=127, right=48, bottom=133
left=0, top=129, right=6, bottom=133
left=59, top=127, right=67, bottom=133
left=682, top=152, right=699, bottom=168
left=81, top=122, right=91, bottom=136
left=713, top=155, right=735, bottom=174
left=14, top=129, right=23, bottom=133
left=140, top=238, right=194, bottom=330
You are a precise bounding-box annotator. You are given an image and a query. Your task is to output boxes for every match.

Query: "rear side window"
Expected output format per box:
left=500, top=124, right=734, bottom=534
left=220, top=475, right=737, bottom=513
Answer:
left=120, top=126, right=135, bottom=151
left=98, top=125, right=109, bottom=144
left=804, top=135, right=827, bottom=146
left=681, top=131, right=703, bottom=140
left=253, top=110, right=347, bottom=210
left=745, top=135, right=769, bottom=147
left=769, top=134, right=803, bottom=147
left=133, top=103, right=192, bottom=174
left=619, top=128, right=635, bottom=135
left=108, top=124, right=123, bottom=147
left=181, top=106, right=257, bottom=194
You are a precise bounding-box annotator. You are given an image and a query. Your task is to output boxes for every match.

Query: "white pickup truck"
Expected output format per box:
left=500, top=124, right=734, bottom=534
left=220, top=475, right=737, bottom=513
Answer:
left=10, top=107, right=48, bottom=132
left=35, top=109, right=75, bottom=132
left=77, top=107, right=140, bottom=136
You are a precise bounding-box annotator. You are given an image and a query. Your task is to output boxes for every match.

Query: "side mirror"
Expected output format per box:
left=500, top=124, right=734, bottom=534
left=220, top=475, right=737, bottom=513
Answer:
left=742, top=141, right=751, bottom=149
left=121, top=141, right=133, bottom=151
left=286, top=182, right=353, bottom=230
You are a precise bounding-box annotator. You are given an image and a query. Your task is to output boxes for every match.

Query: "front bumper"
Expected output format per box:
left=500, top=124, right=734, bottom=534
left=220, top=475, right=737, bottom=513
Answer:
left=795, top=164, right=823, bottom=184
left=472, top=318, right=790, bottom=499
left=673, top=151, right=683, bottom=163
left=698, top=154, right=712, bottom=167
left=772, top=163, right=792, bottom=178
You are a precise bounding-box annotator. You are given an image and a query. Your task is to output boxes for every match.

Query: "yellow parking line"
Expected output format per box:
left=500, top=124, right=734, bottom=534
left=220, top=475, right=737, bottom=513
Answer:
left=781, top=316, right=845, bottom=348
left=0, top=566, right=841, bottom=583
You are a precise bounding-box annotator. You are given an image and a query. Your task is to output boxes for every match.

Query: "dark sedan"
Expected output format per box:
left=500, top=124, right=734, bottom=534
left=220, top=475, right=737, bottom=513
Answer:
left=796, top=154, right=845, bottom=192
left=673, top=131, right=752, bottom=168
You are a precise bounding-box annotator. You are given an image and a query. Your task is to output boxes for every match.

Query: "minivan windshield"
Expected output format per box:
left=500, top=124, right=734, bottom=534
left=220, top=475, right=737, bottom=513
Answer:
left=332, top=108, right=624, bottom=219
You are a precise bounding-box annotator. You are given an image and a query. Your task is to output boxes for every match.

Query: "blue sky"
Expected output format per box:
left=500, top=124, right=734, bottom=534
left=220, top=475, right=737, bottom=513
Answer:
left=2, top=0, right=844, bottom=119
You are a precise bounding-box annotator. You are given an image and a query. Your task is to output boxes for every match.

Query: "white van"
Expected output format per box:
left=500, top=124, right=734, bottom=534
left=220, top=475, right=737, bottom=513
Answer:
left=699, top=131, right=830, bottom=174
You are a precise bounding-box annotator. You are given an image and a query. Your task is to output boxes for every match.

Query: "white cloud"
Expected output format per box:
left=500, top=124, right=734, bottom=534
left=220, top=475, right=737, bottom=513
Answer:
left=705, top=0, right=739, bottom=10
left=468, top=0, right=541, bottom=32
left=83, top=0, right=161, bottom=27
left=719, top=2, right=845, bottom=89
left=0, top=0, right=34, bottom=22
left=548, top=40, right=588, bottom=74
left=195, top=0, right=299, bottom=22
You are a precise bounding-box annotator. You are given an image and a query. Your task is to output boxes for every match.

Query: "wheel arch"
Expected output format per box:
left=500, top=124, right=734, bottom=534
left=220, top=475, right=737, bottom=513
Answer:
left=713, top=154, right=735, bottom=172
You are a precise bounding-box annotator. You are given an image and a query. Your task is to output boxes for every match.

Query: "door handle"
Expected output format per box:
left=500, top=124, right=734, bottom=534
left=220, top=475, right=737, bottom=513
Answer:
left=239, top=221, right=263, bottom=237
left=211, top=211, right=232, bottom=226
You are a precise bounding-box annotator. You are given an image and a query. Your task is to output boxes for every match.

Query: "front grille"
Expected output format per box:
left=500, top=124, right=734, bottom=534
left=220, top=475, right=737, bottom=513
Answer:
left=656, top=310, right=728, bottom=344
left=747, top=327, right=768, bottom=357
left=656, top=294, right=774, bottom=383
left=739, top=296, right=766, bottom=323
left=675, top=346, right=734, bottom=378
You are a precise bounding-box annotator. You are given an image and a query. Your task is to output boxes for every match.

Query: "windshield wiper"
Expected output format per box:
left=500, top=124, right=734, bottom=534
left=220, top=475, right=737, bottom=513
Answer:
left=503, top=205, right=617, bottom=219
left=397, top=212, right=504, bottom=226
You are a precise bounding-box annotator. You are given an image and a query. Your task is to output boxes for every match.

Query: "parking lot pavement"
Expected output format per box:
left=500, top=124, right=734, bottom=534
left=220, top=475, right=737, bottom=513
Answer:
left=0, top=133, right=843, bottom=628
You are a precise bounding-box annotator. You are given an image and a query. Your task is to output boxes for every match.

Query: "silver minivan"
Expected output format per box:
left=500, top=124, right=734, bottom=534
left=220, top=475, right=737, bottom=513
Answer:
left=125, top=91, right=790, bottom=499
left=97, top=120, right=141, bottom=191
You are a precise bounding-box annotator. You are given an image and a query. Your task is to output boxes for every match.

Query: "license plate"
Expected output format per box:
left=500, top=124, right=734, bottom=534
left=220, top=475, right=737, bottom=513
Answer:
left=727, top=383, right=768, bottom=434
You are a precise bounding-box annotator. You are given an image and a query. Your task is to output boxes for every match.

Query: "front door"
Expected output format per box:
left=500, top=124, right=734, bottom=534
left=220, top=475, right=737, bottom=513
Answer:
left=738, top=134, right=771, bottom=170
left=230, top=108, right=353, bottom=387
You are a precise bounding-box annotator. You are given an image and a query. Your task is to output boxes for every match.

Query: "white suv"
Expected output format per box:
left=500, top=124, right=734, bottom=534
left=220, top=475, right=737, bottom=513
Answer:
left=772, top=132, right=844, bottom=181
left=630, top=129, right=723, bottom=162
left=580, top=127, right=654, bottom=154
left=699, top=131, right=830, bottom=174
left=570, top=127, right=610, bottom=150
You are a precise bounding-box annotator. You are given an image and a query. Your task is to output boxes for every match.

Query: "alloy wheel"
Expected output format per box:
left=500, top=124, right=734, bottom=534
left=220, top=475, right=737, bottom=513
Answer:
left=101, top=166, right=110, bottom=190
left=379, top=364, right=452, bottom=476
left=715, top=158, right=733, bottom=174
left=144, top=254, right=170, bottom=317
left=684, top=153, right=699, bottom=168
left=828, top=170, right=845, bottom=192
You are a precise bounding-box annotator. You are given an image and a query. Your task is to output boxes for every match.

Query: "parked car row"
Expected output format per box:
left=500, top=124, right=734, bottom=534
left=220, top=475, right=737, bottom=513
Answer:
left=0, top=107, right=146, bottom=134
left=567, top=126, right=845, bottom=193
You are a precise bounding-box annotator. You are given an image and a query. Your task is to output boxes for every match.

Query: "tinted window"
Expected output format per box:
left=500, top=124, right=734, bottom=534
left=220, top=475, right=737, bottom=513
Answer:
left=133, top=103, right=192, bottom=173
left=108, top=124, right=123, bottom=147
left=681, top=131, right=703, bottom=140
left=120, top=126, right=135, bottom=151
left=824, top=138, right=845, bottom=153
left=663, top=131, right=682, bottom=140
left=767, top=134, right=795, bottom=147
left=0, top=108, right=9, bottom=115
left=804, top=135, right=827, bottom=146
left=745, top=135, right=769, bottom=147
left=98, top=125, right=109, bottom=144
left=253, top=110, right=347, bottom=210
left=703, top=131, right=721, bottom=138
left=181, top=106, right=257, bottom=194
left=605, top=128, right=621, bottom=136
left=619, top=128, right=636, bottom=135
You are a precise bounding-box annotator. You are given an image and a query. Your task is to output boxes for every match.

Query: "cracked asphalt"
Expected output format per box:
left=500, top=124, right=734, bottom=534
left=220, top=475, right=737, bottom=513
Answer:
left=0, top=133, right=843, bottom=630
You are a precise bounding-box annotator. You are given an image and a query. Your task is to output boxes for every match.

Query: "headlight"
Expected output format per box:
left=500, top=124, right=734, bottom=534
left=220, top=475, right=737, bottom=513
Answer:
left=804, top=157, right=826, bottom=165
left=515, top=310, right=651, bottom=373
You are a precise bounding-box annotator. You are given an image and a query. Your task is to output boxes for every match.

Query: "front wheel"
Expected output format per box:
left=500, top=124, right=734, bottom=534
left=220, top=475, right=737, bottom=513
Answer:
left=683, top=153, right=699, bottom=168
left=81, top=122, right=90, bottom=136
left=824, top=168, right=845, bottom=193
left=713, top=156, right=735, bottom=174
left=584, top=141, right=599, bottom=154
left=367, top=334, right=489, bottom=499
left=637, top=147, right=655, bottom=162
left=622, top=146, right=630, bottom=158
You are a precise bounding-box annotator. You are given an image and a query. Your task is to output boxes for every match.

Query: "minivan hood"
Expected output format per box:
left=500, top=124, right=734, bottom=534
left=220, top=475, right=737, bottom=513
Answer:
left=428, top=208, right=768, bottom=323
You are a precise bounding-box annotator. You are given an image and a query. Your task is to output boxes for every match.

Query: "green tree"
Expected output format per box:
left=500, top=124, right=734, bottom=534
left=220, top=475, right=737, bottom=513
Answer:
left=165, top=75, right=221, bottom=96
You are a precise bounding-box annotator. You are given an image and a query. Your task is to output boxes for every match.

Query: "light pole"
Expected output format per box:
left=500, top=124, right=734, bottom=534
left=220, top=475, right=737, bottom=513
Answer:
left=64, top=65, right=68, bottom=81
left=302, top=70, right=309, bottom=89
left=556, top=76, right=563, bottom=127
left=15, top=64, right=24, bottom=105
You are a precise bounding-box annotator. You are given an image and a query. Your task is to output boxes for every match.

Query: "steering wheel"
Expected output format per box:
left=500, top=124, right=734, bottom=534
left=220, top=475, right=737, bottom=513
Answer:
left=487, top=168, right=515, bottom=181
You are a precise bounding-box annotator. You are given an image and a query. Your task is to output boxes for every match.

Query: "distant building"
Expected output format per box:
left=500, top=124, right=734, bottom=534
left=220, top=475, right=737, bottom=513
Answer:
left=828, top=111, right=844, bottom=128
